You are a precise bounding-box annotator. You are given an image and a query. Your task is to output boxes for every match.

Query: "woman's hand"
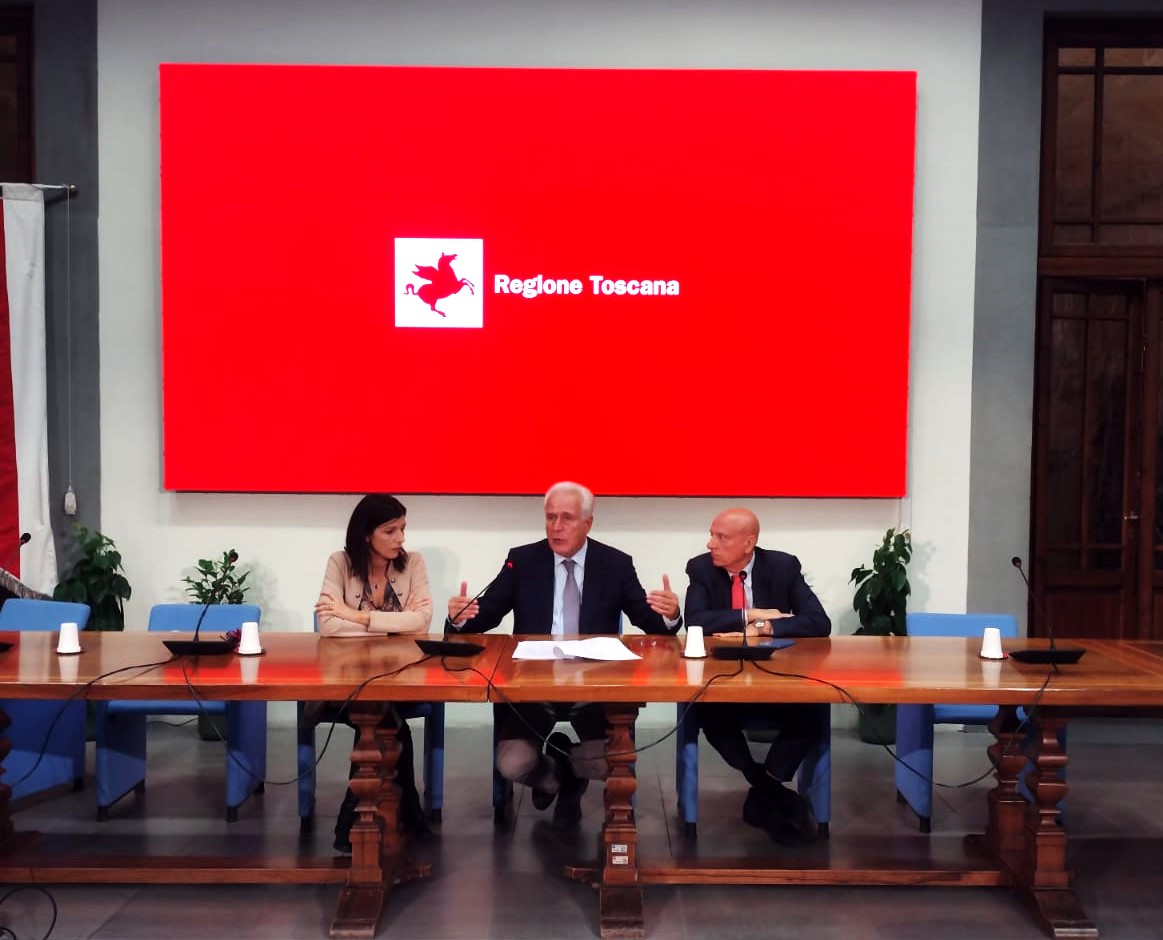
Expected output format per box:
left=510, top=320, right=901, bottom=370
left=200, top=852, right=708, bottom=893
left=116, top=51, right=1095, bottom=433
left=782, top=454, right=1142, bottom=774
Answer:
left=315, top=591, right=359, bottom=621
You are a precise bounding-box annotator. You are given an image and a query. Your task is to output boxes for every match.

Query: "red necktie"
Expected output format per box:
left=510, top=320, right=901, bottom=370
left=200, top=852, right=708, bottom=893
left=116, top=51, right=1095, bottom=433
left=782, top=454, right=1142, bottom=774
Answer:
left=731, top=572, right=746, bottom=610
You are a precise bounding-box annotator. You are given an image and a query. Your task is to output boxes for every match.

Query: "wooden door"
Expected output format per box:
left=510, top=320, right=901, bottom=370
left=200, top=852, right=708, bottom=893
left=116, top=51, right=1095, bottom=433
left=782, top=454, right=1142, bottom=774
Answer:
left=1033, top=278, right=1156, bottom=638
left=1033, top=21, right=1163, bottom=639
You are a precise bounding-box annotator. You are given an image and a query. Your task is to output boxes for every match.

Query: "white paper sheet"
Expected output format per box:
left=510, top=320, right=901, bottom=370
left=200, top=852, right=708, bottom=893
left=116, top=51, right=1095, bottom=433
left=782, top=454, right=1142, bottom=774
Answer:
left=512, top=637, right=641, bottom=661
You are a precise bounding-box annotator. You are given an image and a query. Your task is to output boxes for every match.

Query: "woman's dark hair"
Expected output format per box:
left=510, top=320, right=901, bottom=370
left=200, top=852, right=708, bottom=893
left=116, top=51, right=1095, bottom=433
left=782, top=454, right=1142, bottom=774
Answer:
left=344, top=493, right=408, bottom=579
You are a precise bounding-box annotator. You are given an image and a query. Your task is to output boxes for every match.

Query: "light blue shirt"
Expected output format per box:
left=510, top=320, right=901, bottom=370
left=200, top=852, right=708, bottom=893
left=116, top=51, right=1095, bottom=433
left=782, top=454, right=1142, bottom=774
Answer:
left=551, top=540, right=588, bottom=635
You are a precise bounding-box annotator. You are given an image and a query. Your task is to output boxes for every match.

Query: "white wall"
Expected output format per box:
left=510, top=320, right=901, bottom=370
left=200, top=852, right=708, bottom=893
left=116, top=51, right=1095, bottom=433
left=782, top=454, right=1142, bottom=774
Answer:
left=97, top=0, right=982, bottom=723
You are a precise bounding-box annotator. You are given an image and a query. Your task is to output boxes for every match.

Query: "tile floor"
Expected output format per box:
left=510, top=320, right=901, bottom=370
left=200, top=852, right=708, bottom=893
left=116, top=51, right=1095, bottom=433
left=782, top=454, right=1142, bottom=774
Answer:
left=2, top=714, right=1161, bottom=939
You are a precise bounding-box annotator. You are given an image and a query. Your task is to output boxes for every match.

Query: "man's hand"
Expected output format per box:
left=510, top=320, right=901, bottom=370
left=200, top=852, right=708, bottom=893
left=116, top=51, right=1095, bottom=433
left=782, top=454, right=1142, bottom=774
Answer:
left=647, top=573, right=680, bottom=620
left=747, top=607, right=792, bottom=622
left=447, top=581, right=479, bottom=623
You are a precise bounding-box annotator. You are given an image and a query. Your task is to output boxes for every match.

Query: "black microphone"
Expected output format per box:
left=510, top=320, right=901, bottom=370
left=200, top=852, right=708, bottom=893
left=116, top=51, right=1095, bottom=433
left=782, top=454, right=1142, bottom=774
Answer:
left=0, top=532, right=49, bottom=603
left=163, top=550, right=241, bottom=657
left=0, top=532, right=32, bottom=573
left=415, top=559, right=514, bottom=658
left=1008, top=556, right=1084, bottom=666
left=712, top=570, right=778, bottom=661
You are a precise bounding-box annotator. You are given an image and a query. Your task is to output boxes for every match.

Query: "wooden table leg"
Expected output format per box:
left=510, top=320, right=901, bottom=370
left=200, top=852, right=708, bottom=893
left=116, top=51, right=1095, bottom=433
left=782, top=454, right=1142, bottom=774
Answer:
left=330, top=702, right=388, bottom=939
left=983, top=705, right=1026, bottom=857
left=1015, top=708, right=1097, bottom=938
left=598, top=703, right=643, bottom=940
left=330, top=704, right=432, bottom=939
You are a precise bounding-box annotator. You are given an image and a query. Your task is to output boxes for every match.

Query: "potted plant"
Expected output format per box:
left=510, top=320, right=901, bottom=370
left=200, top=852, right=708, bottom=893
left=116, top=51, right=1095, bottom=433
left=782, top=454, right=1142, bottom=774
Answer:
left=182, top=549, right=249, bottom=606
left=182, top=549, right=249, bottom=739
left=850, top=527, right=912, bottom=744
left=52, top=524, right=132, bottom=632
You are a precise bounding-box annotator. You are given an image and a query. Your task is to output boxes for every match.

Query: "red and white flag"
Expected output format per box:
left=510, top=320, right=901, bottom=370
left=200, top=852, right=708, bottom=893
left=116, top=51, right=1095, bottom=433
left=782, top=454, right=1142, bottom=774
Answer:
left=0, top=184, right=57, bottom=593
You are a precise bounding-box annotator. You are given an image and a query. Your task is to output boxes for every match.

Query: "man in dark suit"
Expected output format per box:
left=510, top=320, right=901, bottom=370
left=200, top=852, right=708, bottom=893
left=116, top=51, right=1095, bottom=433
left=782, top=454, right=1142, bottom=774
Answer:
left=686, top=507, right=830, bottom=844
left=447, top=481, right=680, bottom=828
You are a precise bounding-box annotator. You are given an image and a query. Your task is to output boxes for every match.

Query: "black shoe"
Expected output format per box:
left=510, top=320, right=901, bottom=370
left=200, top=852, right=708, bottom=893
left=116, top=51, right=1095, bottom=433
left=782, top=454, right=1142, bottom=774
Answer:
left=531, top=786, right=556, bottom=811
left=742, top=785, right=816, bottom=846
left=763, top=779, right=818, bottom=844
left=552, top=736, right=589, bottom=830
left=400, top=803, right=434, bottom=843
left=334, top=787, right=357, bottom=855
left=532, top=732, right=572, bottom=811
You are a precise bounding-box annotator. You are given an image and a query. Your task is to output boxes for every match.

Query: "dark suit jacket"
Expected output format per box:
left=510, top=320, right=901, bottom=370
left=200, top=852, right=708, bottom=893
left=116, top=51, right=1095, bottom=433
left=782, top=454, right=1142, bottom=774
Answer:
left=684, top=546, right=830, bottom=638
left=458, top=538, right=679, bottom=635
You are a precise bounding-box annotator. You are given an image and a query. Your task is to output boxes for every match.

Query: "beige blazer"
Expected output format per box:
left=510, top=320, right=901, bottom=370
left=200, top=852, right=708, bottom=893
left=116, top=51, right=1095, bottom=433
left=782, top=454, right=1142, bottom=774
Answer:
left=316, top=549, right=432, bottom=636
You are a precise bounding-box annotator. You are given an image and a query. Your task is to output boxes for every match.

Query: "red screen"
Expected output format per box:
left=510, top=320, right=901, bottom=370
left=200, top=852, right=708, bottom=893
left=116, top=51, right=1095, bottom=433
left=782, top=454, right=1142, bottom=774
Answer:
left=160, top=65, right=915, bottom=496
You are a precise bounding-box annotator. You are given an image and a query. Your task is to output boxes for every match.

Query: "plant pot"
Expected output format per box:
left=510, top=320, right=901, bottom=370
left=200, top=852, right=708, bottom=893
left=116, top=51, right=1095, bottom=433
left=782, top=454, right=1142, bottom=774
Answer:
left=858, top=703, right=896, bottom=745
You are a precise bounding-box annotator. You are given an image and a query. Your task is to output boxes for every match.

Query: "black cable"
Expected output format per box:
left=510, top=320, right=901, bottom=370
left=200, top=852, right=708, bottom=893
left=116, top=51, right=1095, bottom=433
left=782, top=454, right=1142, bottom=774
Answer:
left=749, top=658, right=1054, bottom=791
left=5, top=655, right=179, bottom=790
left=438, top=654, right=746, bottom=761
left=441, top=645, right=1054, bottom=792
left=0, top=884, right=59, bottom=940
left=176, top=652, right=435, bottom=787
left=147, top=716, right=198, bottom=728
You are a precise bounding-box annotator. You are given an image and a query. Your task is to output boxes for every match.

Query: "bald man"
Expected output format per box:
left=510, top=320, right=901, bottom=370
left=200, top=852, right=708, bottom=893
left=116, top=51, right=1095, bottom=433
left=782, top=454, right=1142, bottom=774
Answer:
left=685, top=508, right=830, bottom=844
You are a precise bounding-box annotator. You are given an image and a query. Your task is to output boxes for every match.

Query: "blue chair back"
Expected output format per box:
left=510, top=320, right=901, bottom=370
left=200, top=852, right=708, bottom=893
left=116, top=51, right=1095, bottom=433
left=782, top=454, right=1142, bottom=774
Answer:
left=907, top=613, right=1018, bottom=724
left=95, top=602, right=267, bottom=820
left=906, top=612, right=1018, bottom=638
left=0, top=598, right=91, bottom=632
left=148, top=603, right=261, bottom=633
left=0, top=598, right=92, bottom=799
left=896, top=611, right=1021, bottom=832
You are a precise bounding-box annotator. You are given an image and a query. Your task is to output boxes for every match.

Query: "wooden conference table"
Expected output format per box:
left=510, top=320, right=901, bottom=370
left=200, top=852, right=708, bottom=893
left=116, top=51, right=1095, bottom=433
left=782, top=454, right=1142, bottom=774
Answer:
left=1, top=631, right=1162, bottom=939
left=0, top=630, right=509, bottom=938
left=488, top=633, right=1163, bottom=940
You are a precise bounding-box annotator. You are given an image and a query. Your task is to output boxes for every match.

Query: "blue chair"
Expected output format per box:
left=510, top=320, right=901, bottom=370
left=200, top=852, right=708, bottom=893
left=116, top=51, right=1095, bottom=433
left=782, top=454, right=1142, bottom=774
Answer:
left=296, top=622, right=445, bottom=830
left=94, top=604, right=267, bottom=822
left=674, top=702, right=831, bottom=839
left=0, top=598, right=91, bottom=800
left=896, top=612, right=1032, bottom=832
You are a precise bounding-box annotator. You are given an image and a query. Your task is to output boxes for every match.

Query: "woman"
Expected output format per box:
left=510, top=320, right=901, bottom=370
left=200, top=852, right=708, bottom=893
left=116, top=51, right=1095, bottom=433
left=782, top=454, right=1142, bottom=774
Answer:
left=314, top=493, right=433, bottom=852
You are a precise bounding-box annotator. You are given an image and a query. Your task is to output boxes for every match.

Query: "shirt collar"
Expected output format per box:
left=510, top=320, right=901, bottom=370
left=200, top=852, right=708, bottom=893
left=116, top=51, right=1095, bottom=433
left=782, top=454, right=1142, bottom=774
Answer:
left=727, top=552, right=756, bottom=581
left=554, top=539, right=589, bottom=567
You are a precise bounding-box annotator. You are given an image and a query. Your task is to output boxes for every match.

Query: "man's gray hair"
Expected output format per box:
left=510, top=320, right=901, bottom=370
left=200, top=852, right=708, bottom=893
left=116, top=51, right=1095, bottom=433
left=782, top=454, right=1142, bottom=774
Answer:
left=544, top=481, right=595, bottom=520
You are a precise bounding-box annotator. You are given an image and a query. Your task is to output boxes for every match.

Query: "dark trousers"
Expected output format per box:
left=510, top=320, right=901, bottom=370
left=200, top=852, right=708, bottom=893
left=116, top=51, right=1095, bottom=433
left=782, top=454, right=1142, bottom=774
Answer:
left=496, top=702, right=610, bottom=786
left=497, top=701, right=609, bottom=744
left=694, top=702, right=822, bottom=783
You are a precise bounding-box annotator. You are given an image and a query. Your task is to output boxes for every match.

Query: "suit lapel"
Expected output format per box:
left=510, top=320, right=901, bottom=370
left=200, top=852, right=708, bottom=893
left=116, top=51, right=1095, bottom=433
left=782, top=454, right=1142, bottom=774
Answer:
left=533, top=542, right=556, bottom=627
left=711, top=558, right=733, bottom=608
left=749, top=548, right=770, bottom=608
left=578, top=540, right=602, bottom=627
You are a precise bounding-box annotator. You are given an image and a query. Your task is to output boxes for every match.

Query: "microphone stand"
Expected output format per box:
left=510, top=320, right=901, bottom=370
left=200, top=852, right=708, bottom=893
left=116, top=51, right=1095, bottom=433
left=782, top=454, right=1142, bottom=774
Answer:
left=712, top=572, right=780, bottom=661
left=163, top=552, right=241, bottom=657
left=1008, top=556, right=1085, bottom=666
left=415, top=563, right=511, bottom=658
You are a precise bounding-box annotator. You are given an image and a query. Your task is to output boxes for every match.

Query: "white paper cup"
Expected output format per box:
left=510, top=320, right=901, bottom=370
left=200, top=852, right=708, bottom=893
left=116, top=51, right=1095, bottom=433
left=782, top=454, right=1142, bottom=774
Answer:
left=980, top=659, right=1003, bottom=688
left=239, top=655, right=260, bottom=683
left=56, top=621, right=81, bottom=655
left=238, top=621, right=262, bottom=655
left=685, top=657, right=705, bottom=684
left=684, top=625, right=706, bottom=658
left=979, top=625, right=1005, bottom=660
left=57, top=653, right=79, bottom=682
